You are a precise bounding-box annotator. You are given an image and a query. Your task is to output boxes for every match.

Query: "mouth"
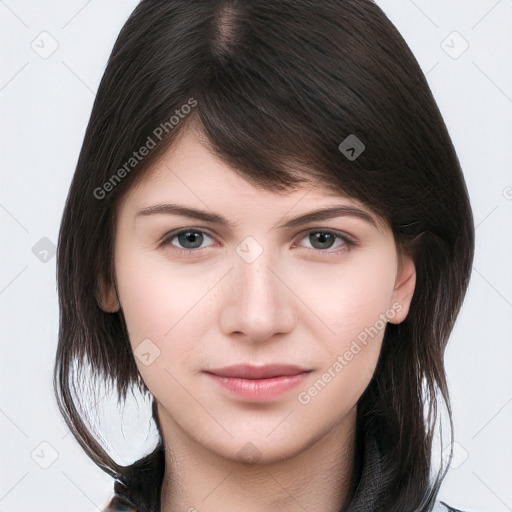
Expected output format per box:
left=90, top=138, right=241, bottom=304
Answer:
left=203, top=364, right=312, bottom=401
left=205, top=363, right=311, bottom=379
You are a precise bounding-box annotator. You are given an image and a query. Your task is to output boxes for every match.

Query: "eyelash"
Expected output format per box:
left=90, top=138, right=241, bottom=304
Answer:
left=158, top=228, right=358, bottom=257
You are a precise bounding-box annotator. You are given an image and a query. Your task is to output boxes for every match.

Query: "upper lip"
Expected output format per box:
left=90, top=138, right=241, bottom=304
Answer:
left=205, top=364, right=310, bottom=379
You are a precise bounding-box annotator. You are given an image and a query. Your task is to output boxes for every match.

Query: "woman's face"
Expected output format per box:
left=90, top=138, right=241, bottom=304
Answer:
left=100, top=126, right=416, bottom=464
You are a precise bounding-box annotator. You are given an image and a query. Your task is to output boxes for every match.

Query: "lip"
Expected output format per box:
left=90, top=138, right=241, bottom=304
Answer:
left=206, top=363, right=309, bottom=379
left=204, top=364, right=312, bottom=401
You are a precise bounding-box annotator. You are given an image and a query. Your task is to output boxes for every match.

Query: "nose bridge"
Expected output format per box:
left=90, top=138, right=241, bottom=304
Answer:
left=235, top=235, right=279, bottom=300
left=238, top=252, right=277, bottom=307
left=220, top=239, right=297, bottom=342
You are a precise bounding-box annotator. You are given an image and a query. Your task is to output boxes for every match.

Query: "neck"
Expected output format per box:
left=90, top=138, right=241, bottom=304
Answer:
left=158, top=405, right=358, bottom=512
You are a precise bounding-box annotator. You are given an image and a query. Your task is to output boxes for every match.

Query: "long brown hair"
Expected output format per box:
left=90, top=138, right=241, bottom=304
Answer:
left=53, top=1, right=474, bottom=510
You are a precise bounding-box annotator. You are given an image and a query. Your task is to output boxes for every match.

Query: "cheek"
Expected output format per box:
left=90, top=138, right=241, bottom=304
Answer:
left=294, top=272, right=393, bottom=414
left=290, top=250, right=396, bottom=400
left=116, top=254, right=186, bottom=345
left=114, top=250, right=222, bottom=382
left=293, top=248, right=397, bottom=342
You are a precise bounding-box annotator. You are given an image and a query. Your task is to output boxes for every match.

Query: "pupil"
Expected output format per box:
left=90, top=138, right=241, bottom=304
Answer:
left=178, top=231, right=203, bottom=249
left=311, top=232, right=334, bottom=249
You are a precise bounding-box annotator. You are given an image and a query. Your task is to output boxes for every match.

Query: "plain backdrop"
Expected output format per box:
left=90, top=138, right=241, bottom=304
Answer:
left=1, top=1, right=511, bottom=511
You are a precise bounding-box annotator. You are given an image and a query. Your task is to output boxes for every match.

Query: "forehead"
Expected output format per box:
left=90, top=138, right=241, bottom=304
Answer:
left=118, top=126, right=390, bottom=235
left=124, top=126, right=349, bottom=204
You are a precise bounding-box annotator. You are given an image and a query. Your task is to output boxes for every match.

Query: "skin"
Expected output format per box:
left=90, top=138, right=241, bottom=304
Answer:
left=98, top=124, right=416, bottom=512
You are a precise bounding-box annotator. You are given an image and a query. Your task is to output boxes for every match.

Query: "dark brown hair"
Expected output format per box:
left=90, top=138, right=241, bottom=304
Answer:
left=54, top=1, right=474, bottom=510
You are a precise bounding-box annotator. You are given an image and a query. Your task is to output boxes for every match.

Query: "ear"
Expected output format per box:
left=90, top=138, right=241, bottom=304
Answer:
left=96, top=275, right=120, bottom=313
left=388, top=254, right=416, bottom=324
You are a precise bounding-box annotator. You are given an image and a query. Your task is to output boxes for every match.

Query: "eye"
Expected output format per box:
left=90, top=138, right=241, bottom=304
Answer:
left=295, top=230, right=356, bottom=254
left=159, top=228, right=356, bottom=256
left=160, top=229, right=216, bottom=252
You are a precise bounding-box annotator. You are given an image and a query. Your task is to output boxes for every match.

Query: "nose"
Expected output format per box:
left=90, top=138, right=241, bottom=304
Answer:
left=219, top=249, right=297, bottom=343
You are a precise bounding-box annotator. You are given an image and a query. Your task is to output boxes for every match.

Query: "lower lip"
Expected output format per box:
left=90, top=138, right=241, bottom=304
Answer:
left=205, top=372, right=310, bottom=401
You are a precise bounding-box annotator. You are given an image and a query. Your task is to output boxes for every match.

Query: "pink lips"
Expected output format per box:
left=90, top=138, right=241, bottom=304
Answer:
left=204, top=364, right=311, bottom=401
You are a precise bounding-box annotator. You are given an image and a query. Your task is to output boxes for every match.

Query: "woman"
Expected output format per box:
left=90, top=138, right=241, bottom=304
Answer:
left=53, top=1, right=474, bottom=511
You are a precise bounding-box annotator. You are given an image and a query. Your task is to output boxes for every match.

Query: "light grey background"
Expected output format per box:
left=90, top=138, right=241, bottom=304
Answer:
left=1, top=1, right=511, bottom=511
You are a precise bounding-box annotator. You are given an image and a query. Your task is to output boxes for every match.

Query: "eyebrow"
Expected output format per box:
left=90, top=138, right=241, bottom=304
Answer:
left=135, top=203, right=378, bottom=231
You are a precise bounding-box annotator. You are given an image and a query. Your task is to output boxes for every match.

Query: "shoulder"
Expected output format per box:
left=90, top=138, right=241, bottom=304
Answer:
left=103, top=493, right=138, bottom=512
left=434, top=501, right=468, bottom=512
left=102, top=441, right=165, bottom=512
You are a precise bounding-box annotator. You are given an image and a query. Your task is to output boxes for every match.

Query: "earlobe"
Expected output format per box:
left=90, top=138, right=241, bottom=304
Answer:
left=388, top=255, right=416, bottom=324
left=96, top=276, right=120, bottom=313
